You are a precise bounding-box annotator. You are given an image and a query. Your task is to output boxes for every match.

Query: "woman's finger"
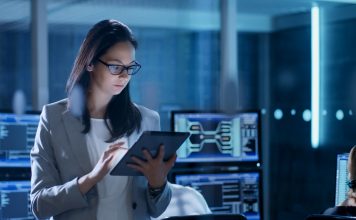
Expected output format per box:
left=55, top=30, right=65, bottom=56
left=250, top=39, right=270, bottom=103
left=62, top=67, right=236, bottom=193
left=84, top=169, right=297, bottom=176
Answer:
left=131, top=156, right=146, bottom=166
left=109, top=142, right=126, bottom=149
left=142, top=149, right=153, bottom=161
left=105, top=145, right=124, bottom=155
left=127, top=163, right=144, bottom=173
left=157, top=145, right=165, bottom=160
left=166, top=153, right=177, bottom=169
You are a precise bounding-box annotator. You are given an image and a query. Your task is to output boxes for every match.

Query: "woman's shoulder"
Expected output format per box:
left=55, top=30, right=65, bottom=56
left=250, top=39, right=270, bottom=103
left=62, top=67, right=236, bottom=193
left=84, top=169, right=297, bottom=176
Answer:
left=43, top=98, right=67, bottom=110
left=133, top=104, right=160, bottom=131
left=41, top=99, right=68, bottom=117
left=135, top=104, right=159, bottom=119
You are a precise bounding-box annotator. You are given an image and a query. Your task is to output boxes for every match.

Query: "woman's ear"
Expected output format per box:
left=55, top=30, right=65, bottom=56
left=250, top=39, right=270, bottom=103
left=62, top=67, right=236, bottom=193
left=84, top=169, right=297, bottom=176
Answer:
left=87, top=64, right=94, bottom=72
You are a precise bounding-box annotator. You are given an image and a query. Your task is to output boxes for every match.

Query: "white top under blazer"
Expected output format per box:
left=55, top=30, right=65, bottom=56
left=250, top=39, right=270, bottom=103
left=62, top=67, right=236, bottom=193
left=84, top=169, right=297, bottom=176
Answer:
left=85, top=118, right=132, bottom=220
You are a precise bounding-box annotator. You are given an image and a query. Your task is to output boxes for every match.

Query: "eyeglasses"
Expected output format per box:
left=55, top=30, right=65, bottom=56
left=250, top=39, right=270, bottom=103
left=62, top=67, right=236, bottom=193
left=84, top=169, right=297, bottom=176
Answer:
left=348, top=179, right=356, bottom=189
left=97, top=59, right=141, bottom=76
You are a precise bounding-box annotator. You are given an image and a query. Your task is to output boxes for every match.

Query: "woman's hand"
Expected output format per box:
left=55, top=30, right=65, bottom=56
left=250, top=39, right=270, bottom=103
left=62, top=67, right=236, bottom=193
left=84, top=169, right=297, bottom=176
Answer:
left=339, top=189, right=356, bottom=206
left=127, top=145, right=176, bottom=188
left=344, top=189, right=356, bottom=206
left=78, top=142, right=125, bottom=194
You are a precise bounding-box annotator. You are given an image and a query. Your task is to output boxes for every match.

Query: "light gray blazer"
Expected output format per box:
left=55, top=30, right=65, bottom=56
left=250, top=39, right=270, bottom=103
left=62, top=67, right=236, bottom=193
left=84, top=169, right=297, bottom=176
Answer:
left=30, top=99, right=171, bottom=220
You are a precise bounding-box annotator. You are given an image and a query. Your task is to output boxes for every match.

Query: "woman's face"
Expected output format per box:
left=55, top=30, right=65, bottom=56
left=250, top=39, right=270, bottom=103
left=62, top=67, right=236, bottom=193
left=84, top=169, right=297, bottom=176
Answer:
left=90, top=41, right=136, bottom=96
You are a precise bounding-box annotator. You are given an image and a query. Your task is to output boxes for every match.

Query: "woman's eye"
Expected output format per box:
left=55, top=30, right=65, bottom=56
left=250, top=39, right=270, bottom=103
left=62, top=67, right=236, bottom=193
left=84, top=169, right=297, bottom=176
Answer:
left=111, top=65, right=120, bottom=70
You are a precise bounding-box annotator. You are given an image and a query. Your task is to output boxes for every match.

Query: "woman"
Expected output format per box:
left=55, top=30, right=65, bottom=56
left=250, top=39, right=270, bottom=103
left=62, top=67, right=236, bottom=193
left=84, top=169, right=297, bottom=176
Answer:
left=30, top=19, right=175, bottom=220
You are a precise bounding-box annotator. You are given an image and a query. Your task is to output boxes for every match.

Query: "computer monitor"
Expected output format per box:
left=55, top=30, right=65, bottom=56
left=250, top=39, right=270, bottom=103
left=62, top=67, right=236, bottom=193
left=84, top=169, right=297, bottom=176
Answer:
left=335, top=153, right=349, bottom=206
left=0, top=180, right=34, bottom=219
left=171, top=111, right=260, bottom=163
left=173, top=171, right=261, bottom=220
left=0, top=112, right=40, bottom=167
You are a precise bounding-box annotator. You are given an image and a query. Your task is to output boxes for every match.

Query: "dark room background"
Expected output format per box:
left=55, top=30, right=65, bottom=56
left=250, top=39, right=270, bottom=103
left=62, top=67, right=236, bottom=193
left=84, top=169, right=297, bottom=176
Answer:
left=1, top=1, right=356, bottom=220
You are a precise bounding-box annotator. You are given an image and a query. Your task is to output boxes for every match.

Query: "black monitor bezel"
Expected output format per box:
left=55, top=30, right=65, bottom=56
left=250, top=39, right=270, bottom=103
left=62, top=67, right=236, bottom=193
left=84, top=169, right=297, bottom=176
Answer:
left=0, top=109, right=41, bottom=115
left=170, top=110, right=262, bottom=166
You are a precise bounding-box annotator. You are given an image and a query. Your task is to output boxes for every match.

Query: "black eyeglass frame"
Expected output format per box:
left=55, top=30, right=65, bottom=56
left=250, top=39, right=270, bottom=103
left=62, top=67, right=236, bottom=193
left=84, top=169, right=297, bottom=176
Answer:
left=97, top=59, right=141, bottom=76
left=348, top=179, right=356, bottom=189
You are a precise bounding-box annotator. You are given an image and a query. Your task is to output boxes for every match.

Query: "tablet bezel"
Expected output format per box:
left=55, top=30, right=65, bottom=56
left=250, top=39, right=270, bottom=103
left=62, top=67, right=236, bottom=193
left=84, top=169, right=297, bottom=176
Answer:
left=110, top=131, right=190, bottom=176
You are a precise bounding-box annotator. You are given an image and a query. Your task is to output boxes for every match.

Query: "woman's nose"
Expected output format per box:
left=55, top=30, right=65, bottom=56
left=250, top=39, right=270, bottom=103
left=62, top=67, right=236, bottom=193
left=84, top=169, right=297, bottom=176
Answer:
left=118, top=71, right=129, bottom=78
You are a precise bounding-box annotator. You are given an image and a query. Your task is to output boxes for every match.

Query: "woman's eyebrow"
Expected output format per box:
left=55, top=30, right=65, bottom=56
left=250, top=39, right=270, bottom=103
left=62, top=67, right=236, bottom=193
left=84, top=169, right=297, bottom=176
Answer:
left=107, top=59, right=135, bottom=65
left=106, top=58, right=124, bottom=64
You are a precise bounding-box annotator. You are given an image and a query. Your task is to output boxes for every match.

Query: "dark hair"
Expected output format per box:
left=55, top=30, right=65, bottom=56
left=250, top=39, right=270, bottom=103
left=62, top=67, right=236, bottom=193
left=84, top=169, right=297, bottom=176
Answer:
left=66, top=19, right=142, bottom=142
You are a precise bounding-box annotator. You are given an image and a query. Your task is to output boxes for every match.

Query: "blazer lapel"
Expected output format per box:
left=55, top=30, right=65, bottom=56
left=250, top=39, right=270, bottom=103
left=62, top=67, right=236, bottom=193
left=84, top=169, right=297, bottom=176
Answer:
left=127, top=129, right=142, bottom=148
left=62, top=110, right=92, bottom=174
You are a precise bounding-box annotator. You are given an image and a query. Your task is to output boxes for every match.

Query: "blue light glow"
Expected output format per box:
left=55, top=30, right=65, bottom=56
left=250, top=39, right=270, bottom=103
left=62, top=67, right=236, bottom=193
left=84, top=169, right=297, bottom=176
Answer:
left=336, top=110, right=344, bottom=120
left=311, top=5, right=320, bottom=148
left=303, top=109, right=312, bottom=122
left=274, top=109, right=283, bottom=120
left=291, top=109, right=296, bottom=116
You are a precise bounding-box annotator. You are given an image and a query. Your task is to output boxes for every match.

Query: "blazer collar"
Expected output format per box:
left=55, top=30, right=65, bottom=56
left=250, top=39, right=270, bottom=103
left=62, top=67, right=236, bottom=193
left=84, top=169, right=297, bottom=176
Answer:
left=62, top=109, right=93, bottom=174
left=61, top=107, right=144, bottom=174
left=127, top=130, right=141, bottom=149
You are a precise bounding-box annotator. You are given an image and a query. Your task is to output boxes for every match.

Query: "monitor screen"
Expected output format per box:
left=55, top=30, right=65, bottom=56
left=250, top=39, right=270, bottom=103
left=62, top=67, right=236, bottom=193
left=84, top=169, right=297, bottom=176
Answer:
left=335, top=153, right=349, bottom=205
left=0, top=113, right=40, bottom=167
left=172, top=112, right=260, bottom=163
left=174, top=172, right=261, bottom=220
left=0, top=180, right=34, bottom=219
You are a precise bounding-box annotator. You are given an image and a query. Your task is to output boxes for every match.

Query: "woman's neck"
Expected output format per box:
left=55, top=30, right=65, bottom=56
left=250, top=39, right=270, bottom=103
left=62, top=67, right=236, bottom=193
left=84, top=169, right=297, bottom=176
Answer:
left=87, top=91, right=112, bottom=119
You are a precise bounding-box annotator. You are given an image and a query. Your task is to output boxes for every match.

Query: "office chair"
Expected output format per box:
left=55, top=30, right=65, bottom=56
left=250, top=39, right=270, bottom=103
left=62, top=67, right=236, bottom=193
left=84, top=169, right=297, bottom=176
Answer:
left=165, top=214, right=247, bottom=220
left=306, top=214, right=356, bottom=220
left=151, top=184, right=211, bottom=220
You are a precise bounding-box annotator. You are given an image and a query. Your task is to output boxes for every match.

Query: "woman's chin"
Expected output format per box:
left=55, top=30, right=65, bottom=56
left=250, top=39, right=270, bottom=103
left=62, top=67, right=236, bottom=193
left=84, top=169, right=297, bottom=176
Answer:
left=112, top=87, right=125, bottom=95
left=113, top=90, right=123, bottom=96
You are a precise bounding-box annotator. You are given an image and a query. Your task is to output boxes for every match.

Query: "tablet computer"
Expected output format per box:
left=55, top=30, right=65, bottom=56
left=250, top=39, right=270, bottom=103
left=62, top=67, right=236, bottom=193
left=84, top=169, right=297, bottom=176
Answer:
left=110, top=131, right=190, bottom=176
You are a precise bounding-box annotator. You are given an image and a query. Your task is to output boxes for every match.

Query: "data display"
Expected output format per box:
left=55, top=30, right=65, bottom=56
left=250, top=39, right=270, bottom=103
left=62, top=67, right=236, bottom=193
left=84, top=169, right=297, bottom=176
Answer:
left=335, top=153, right=349, bottom=206
left=175, top=172, right=261, bottom=220
left=173, top=112, right=260, bottom=162
left=0, top=181, right=34, bottom=219
left=0, top=113, right=40, bottom=167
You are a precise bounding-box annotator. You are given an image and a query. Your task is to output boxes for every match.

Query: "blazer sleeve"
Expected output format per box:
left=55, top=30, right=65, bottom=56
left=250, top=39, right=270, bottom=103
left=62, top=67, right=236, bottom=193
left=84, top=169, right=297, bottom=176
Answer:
left=144, top=111, right=172, bottom=217
left=30, top=105, right=89, bottom=219
left=146, top=182, right=172, bottom=218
